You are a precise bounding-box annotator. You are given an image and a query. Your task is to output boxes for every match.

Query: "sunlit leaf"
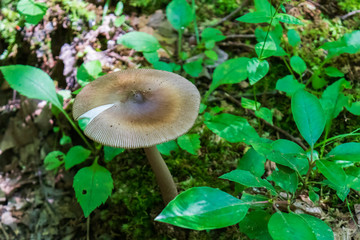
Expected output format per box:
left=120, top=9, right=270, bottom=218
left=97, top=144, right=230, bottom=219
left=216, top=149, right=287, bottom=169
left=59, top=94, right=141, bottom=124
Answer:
left=177, top=134, right=201, bottom=155
left=166, top=0, right=193, bottom=30
left=65, top=146, right=91, bottom=170
left=247, top=58, right=269, bottom=85
left=117, top=31, right=161, bottom=52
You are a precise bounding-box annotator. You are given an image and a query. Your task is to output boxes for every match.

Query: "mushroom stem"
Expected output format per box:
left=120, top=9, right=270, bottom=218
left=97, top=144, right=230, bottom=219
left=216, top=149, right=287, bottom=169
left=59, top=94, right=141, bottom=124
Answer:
left=144, top=146, right=178, bottom=205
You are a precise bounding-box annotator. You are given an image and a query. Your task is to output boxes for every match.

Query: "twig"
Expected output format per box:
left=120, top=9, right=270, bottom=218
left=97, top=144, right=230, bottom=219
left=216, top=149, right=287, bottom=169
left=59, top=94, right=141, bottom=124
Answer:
left=340, top=10, right=360, bottom=20
left=226, top=34, right=256, bottom=39
left=218, top=41, right=255, bottom=49
left=223, top=93, right=307, bottom=150
left=209, top=0, right=250, bottom=27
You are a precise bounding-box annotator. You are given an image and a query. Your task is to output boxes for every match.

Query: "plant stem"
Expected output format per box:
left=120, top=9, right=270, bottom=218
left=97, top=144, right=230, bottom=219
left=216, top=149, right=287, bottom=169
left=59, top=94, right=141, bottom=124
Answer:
left=313, top=127, right=360, bottom=148
left=60, top=109, right=94, bottom=151
left=191, top=0, right=200, bottom=44
left=87, top=215, right=90, bottom=240
left=320, top=123, right=331, bottom=159
left=144, top=146, right=178, bottom=204
left=282, top=56, right=296, bottom=78
left=178, top=30, right=183, bottom=61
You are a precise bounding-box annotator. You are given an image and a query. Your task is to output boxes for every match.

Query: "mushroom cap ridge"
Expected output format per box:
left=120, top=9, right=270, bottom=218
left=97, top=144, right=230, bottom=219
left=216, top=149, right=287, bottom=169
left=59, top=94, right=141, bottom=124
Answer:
left=73, top=69, right=201, bottom=149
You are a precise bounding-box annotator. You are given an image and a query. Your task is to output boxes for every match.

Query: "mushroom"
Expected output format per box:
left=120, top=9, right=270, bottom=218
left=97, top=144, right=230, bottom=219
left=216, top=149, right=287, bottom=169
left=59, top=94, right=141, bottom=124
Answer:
left=72, top=69, right=200, bottom=204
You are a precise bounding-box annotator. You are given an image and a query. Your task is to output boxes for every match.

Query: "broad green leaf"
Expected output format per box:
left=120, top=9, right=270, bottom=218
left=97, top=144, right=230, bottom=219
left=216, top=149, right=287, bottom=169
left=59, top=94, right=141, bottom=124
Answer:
left=201, top=28, right=226, bottom=42
left=155, top=187, right=248, bottom=230
left=327, top=142, right=360, bottom=162
left=17, top=0, right=47, bottom=25
left=44, top=151, right=65, bottom=170
left=253, top=139, right=308, bottom=175
left=104, top=146, right=125, bottom=163
left=270, top=169, right=298, bottom=194
left=153, top=61, right=173, bottom=72
left=239, top=210, right=272, bottom=240
left=65, top=146, right=91, bottom=170
left=60, top=135, right=72, bottom=145
left=290, top=56, right=307, bottom=75
left=0, top=65, right=62, bottom=108
left=114, top=15, right=126, bottom=27
left=255, top=107, right=273, bottom=125
left=247, top=58, right=269, bottom=85
left=320, top=30, right=360, bottom=58
left=236, top=12, right=271, bottom=24
left=268, top=212, right=316, bottom=240
left=288, top=29, right=301, bottom=47
left=345, top=167, right=360, bottom=191
left=77, top=60, right=102, bottom=86
left=114, top=1, right=123, bottom=16
left=297, top=214, right=334, bottom=240
left=325, top=67, right=344, bottom=77
left=255, top=0, right=276, bottom=17
left=276, top=75, right=305, bottom=97
left=255, top=25, right=287, bottom=57
left=316, top=159, right=349, bottom=200
left=238, top=148, right=266, bottom=177
left=208, top=57, right=249, bottom=94
left=177, top=134, right=201, bottom=155
left=117, top=31, right=160, bottom=52
left=291, top=90, right=325, bottom=147
left=166, top=0, right=193, bottom=30
left=73, top=162, right=114, bottom=217
left=143, top=51, right=159, bottom=64
left=312, top=76, right=327, bottom=89
left=320, top=79, right=351, bottom=125
left=205, top=113, right=259, bottom=144
left=309, top=187, right=320, bottom=203
left=275, top=13, right=304, bottom=25
left=204, top=50, right=218, bottom=60
left=255, top=40, right=277, bottom=59
left=220, top=169, right=276, bottom=194
left=157, top=140, right=179, bottom=156
left=346, top=101, right=360, bottom=115
left=241, top=97, right=261, bottom=111
left=183, top=59, right=203, bottom=77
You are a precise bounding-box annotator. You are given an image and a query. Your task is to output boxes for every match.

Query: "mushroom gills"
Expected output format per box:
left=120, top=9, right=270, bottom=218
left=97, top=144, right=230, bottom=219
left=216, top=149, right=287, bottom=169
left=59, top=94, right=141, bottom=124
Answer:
left=78, top=104, right=114, bottom=124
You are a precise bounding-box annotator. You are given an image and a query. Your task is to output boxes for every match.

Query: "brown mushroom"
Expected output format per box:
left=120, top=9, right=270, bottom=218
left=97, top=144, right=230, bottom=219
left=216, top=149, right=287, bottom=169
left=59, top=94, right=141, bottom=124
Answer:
left=73, top=69, right=200, bottom=204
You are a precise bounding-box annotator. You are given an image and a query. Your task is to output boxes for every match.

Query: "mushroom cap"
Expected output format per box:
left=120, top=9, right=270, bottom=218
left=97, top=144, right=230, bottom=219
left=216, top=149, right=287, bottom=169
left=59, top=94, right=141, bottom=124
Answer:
left=73, top=69, right=200, bottom=149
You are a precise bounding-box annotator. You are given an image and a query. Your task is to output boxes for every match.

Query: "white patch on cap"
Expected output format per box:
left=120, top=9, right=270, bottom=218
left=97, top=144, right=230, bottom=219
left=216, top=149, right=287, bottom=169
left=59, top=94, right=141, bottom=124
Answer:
left=78, top=104, right=114, bottom=124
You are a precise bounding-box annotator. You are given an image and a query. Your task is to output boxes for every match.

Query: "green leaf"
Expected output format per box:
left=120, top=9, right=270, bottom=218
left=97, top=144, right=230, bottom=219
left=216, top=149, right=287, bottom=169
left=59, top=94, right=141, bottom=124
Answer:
left=205, top=50, right=218, bottom=60
left=239, top=210, right=272, bottom=240
left=153, top=61, right=173, bottom=72
left=268, top=212, right=316, bottom=240
left=346, top=101, right=360, bottom=115
left=17, top=0, right=47, bottom=25
left=247, top=58, right=269, bottom=85
left=236, top=12, right=271, bottom=24
left=320, top=30, right=360, bottom=58
left=253, top=139, right=308, bottom=175
left=327, top=142, right=360, bottom=162
left=76, top=60, right=102, bottom=86
left=60, top=135, right=72, bottom=145
left=290, top=56, right=307, bottom=75
left=255, top=0, right=276, bottom=17
left=309, top=187, right=320, bottom=203
left=255, top=107, right=273, bottom=125
left=0, top=65, right=62, bottom=108
left=78, top=118, right=90, bottom=131
left=205, top=113, right=259, bottom=144
left=220, top=169, right=276, bottom=194
left=312, top=76, right=327, bottom=89
left=155, top=187, right=248, bottom=230
left=104, top=146, right=125, bottom=163
left=255, top=25, right=287, bottom=57
left=183, top=59, right=203, bottom=77
left=291, top=90, right=325, bottom=148
left=114, top=15, right=126, bottom=27
left=44, top=151, right=65, bottom=171
left=241, top=192, right=270, bottom=209
left=157, top=140, right=179, bottom=156
left=143, top=51, right=159, bottom=64
left=65, top=146, right=91, bottom=170
left=201, top=28, right=226, bottom=42
left=325, top=67, right=344, bottom=77
left=241, top=98, right=261, bottom=111
left=316, top=160, right=349, bottom=200
left=166, top=0, right=193, bottom=30
left=117, top=31, right=160, bottom=52
left=114, top=1, right=123, bottom=16
left=270, top=169, right=298, bottom=194
left=177, top=134, right=201, bottom=155
left=255, top=40, right=277, bottom=59
left=297, top=214, right=334, bottom=240
left=208, top=57, right=249, bottom=94
left=288, top=29, right=301, bottom=47
left=275, top=13, right=304, bottom=25
left=238, top=148, right=266, bottom=177
left=73, top=162, right=114, bottom=217
left=276, top=75, right=305, bottom=97
left=345, top=167, right=360, bottom=191
left=320, top=79, right=351, bottom=125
